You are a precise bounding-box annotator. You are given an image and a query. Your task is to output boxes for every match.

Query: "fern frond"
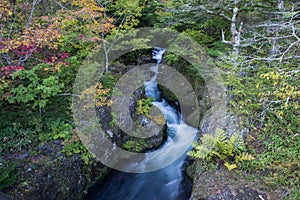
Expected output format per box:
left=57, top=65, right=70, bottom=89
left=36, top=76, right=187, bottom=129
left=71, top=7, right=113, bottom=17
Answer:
left=218, top=140, right=234, bottom=157
left=211, top=150, right=226, bottom=160
left=188, top=145, right=211, bottom=159
left=235, top=152, right=255, bottom=162
left=215, top=128, right=227, bottom=141
left=202, top=134, right=217, bottom=150
left=241, top=152, right=255, bottom=160
left=224, top=162, right=237, bottom=170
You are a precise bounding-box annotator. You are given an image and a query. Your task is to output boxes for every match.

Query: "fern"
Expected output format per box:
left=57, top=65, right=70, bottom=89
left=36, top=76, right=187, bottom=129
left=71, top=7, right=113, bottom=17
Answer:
left=189, top=134, right=217, bottom=159
left=202, top=134, right=217, bottom=150
left=188, top=128, right=255, bottom=170
left=215, top=128, right=227, bottom=141
left=224, top=162, right=237, bottom=171
left=188, top=144, right=211, bottom=159
left=136, top=97, right=154, bottom=117
left=235, top=152, right=255, bottom=163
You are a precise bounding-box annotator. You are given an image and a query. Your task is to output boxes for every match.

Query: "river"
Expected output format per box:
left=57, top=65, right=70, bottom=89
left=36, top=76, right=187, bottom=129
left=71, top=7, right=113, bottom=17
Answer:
left=85, top=48, right=197, bottom=200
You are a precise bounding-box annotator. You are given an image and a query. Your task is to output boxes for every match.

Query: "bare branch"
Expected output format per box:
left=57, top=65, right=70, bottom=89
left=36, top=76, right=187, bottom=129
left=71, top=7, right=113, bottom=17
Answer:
left=221, top=29, right=232, bottom=45
left=26, top=0, right=41, bottom=29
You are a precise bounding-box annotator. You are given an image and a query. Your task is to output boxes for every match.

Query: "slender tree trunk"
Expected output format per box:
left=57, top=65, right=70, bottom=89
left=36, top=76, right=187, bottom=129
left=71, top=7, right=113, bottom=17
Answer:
left=221, top=1, right=243, bottom=61
left=270, top=0, right=284, bottom=58
left=231, top=6, right=240, bottom=57
left=26, top=0, right=40, bottom=29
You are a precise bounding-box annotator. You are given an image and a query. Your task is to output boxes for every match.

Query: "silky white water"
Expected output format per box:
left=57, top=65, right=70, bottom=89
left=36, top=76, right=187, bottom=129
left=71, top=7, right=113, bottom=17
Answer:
left=88, top=48, right=197, bottom=200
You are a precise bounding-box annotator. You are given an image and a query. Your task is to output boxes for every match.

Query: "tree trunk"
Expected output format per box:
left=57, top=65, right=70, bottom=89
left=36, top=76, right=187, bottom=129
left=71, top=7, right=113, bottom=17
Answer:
left=221, top=2, right=243, bottom=60
left=270, top=0, right=284, bottom=58
left=231, top=6, right=240, bottom=57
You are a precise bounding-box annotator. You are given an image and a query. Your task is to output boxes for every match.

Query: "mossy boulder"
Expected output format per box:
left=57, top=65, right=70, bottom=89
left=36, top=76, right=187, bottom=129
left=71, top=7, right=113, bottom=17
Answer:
left=3, top=140, right=109, bottom=200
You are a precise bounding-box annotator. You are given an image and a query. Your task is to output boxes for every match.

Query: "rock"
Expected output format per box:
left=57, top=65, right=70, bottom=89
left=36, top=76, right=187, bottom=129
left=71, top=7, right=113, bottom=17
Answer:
left=188, top=160, right=283, bottom=200
left=0, top=191, right=12, bottom=200
left=96, top=84, right=167, bottom=153
left=4, top=140, right=109, bottom=200
left=185, top=163, right=196, bottom=180
left=106, top=130, right=113, bottom=137
left=16, top=152, right=29, bottom=160
left=138, top=115, right=150, bottom=126
left=205, top=186, right=269, bottom=200
left=158, top=85, right=178, bottom=102
left=97, top=106, right=112, bottom=130
left=129, top=87, right=144, bottom=117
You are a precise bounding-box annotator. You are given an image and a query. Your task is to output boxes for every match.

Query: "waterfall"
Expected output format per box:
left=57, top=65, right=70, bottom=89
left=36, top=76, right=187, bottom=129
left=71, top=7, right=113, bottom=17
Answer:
left=86, top=47, right=197, bottom=200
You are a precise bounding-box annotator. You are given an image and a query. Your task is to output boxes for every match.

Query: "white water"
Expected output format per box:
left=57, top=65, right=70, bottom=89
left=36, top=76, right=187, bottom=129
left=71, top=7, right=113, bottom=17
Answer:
left=88, top=48, right=197, bottom=200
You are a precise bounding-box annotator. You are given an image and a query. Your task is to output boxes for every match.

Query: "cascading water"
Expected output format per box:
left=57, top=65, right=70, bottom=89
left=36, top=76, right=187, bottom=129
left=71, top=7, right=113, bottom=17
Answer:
left=85, top=48, right=198, bottom=200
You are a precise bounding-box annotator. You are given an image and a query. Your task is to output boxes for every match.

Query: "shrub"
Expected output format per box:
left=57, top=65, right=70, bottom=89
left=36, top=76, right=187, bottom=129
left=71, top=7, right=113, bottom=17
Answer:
left=0, top=159, right=17, bottom=190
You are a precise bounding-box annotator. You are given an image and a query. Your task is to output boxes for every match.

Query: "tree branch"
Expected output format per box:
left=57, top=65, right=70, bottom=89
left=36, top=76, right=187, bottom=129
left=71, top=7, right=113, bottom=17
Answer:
left=26, top=0, right=41, bottom=29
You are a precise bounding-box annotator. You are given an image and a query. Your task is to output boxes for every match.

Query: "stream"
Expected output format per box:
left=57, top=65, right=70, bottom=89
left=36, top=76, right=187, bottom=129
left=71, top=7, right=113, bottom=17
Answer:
left=85, top=48, right=198, bottom=200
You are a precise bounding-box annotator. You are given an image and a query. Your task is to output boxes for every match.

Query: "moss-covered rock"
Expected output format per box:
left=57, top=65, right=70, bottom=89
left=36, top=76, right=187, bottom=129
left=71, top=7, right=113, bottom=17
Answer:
left=3, top=140, right=109, bottom=200
left=189, top=160, right=286, bottom=200
left=158, top=85, right=178, bottom=102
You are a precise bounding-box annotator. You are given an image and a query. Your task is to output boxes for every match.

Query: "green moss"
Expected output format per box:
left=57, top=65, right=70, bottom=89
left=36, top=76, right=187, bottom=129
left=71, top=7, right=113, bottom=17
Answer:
left=185, top=164, right=195, bottom=179
left=158, top=85, right=178, bottom=102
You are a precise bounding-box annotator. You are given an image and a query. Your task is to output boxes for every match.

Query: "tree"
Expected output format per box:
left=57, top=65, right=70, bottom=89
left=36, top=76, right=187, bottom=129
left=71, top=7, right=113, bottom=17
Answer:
left=245, top=1, right=300, bottom=63
left=96, top=0, right=143, bottom=72
left=0, top=0, right=114, bottom=112
left=156, top=0, right=276, bottom=59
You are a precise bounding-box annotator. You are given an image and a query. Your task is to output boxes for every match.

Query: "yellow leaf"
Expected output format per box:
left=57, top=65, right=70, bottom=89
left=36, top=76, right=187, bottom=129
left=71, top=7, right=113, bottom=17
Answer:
left=224, top=162, right=237, bottom=171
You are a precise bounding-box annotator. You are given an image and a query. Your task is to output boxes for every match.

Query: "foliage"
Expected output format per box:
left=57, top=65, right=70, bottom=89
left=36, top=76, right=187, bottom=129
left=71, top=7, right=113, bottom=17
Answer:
left=285, top=188, right=300, bottom=200
left=109, top=112, right=117, bottom=127
left=0, top=123, right=36, bottom=154
left=39, top=120, right=94, bottom=164
left=256, top=69, right=299, bottom=120
left=39, top=120, right=73, bottom=141
left=79, top=82, right=112, bottom=110
left=0, top=159, right=17, bottom=190
left=100, top=73, right=117, bottom=91
left=218, top=54, right=299, bottom=190
left=240, top=117, right=300, bottom=189
left=0, top=66, right=25, bottom=78
left=152, top=114, right=166, bottom=125
left=0, top=0, right=299, bottom=198
left=95, top=83, right=112, bottom=107
left=123, top=140, right=143, bottom=152
left=188, top=129, right=255, bottom=170
left=136, top=97, right=154, bottom=117
left=7, top=64, right=64, bottom=109
left=62, top=141, right=94, bottom=164
left=106, top=0, right=143, bottom=30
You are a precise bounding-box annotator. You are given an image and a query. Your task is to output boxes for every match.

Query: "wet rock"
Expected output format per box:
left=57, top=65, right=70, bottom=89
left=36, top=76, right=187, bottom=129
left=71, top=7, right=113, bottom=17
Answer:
left=138, top=115, right=150, bottom=126
left=185, top=163, right=196, bottom=180
left=129, top=88, right=144, bottom=117
left=96, top=85, right=166, bottom=153
left=158, top=85, right=178, bottom=103
left=97, top=105, right=112, bottom=130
